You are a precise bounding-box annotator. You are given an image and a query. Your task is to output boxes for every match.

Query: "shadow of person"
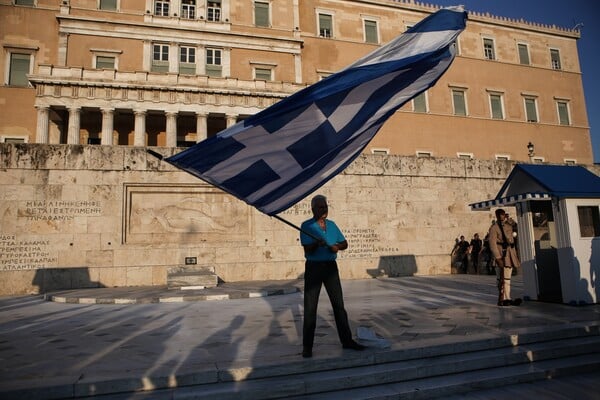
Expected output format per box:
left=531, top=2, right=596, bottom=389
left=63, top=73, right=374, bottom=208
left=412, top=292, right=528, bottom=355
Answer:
left=590, top=237, right=600, bottom=303
left=175, top=314, right=246, bottom=382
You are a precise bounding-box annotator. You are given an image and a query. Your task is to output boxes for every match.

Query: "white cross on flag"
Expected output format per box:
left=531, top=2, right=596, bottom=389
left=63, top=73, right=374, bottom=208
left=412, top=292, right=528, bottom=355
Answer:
left=166, top=7, right=467, bottom=215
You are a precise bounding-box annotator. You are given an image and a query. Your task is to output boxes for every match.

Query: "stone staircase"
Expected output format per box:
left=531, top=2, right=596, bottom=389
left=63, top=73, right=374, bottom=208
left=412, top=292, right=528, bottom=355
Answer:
left=87, top=323, right=600, bottom=400
left=166, top=265, right=218, bottom=289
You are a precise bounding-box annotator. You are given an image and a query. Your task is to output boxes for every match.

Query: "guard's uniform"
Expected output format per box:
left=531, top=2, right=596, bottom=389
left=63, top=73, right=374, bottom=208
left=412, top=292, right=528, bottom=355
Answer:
left=488, top=220, right=520, bottom=302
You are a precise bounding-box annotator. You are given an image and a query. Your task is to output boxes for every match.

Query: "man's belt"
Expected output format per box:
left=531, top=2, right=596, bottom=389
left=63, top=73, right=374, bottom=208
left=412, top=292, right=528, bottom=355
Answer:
left=497, top=242, right=515, bottom=248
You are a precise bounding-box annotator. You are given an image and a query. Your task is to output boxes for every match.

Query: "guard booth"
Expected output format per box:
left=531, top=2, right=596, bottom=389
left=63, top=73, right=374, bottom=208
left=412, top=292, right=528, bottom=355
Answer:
left=470, top=164, right=600, bottom=305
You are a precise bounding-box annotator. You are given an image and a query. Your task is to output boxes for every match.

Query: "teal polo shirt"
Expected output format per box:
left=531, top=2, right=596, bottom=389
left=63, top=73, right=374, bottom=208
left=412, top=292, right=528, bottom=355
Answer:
left=300, top=218, right=346, bottom=261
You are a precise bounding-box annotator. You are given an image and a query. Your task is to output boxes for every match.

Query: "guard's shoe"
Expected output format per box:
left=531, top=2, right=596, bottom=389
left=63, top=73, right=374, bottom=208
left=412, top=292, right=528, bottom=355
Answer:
left=510, top=298, right=522, bottom=306
left=342, top=340, right=366, bottom=350
left=498, top=300, right=511, bottom=306
left=302, top=347, right=312, bottom=358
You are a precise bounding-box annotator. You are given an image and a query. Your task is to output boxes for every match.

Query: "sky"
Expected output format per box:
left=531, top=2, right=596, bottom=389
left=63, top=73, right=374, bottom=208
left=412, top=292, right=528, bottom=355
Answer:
left=432, top=0, right=600, bottom=163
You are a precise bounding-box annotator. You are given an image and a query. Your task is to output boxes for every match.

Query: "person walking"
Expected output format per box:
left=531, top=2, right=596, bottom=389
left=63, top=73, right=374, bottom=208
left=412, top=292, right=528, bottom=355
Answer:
left=469, top=233, right=483, bottom=274
left=299, top=194, right=366, bottom=358
left=488, top=209, right=522, bottom=306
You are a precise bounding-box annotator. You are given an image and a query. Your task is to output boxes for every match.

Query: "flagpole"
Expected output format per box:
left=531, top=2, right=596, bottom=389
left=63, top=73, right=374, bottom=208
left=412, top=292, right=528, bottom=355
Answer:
left=273, top=215, right=323, bottom=242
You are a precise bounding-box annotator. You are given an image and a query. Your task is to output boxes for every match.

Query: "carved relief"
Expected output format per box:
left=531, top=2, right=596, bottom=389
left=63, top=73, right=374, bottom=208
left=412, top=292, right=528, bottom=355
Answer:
left=124, top=184, right=252, bottom=244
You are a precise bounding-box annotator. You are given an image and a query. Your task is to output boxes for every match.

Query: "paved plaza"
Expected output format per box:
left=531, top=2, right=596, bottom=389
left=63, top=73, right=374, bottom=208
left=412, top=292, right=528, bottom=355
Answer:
left=0, top=274, right=599, bottom=399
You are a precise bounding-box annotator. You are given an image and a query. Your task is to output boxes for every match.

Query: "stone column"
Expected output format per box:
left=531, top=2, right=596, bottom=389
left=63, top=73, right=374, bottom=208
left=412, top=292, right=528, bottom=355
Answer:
left=101, top=108, right=114, bottom=145
left=166, top=112, right=177, bottom=147
left=196, top=112, right=208, bottom=143
left=134, top=110, right=146, bottom=146
left=35, top=106, right=50, bottom=144
left=67, top=106, right=81, bottom=144
left=225, top=113, right=237, bottom=128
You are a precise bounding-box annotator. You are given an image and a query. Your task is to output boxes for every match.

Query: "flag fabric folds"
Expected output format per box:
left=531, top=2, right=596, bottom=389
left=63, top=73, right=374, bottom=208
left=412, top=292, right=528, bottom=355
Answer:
left=166, top=7, right=467, bottom=215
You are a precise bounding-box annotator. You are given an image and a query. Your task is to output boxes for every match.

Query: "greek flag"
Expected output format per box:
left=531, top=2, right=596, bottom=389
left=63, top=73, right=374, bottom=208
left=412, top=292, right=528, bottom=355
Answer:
left=166, top=7, right=467, bottom=215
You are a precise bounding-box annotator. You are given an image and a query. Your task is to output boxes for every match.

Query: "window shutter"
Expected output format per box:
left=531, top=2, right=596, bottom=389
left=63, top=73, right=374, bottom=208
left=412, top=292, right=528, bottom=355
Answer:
left=518, top=44, right=529, bottom=65
left=255, top=2, right=269, bottom=27
left=364, top=20, right=377, bottom=43
left=9, top=53, right=30, bottom=86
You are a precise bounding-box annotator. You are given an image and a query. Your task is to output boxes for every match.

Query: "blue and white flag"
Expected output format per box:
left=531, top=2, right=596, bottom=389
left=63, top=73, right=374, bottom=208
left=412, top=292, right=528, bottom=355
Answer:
left=166, top=7, right=467, bottom=215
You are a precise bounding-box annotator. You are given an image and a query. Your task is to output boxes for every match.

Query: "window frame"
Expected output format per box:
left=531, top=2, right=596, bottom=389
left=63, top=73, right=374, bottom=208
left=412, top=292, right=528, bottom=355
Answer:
left=205, top=47, right=222, bottom=77
left=371, top=148, right=390, bottom=155
left=0, top=135, right=28, bottom=143
left=254, top=0, right=270, bottom=27
left=457, top=152, right=473, bottom=160
left=254, top=67, right=273, bottom=81
left=482, top=37, right=496, bottom=60
left=317, top=11, right=334, bottom=38
left=556, top=99, right=571, bottom=126
left=151, top=43, right=170, bottom=72
left=517, top=42, right=530, bottom=65
left=14, top=0, right=35, bottom=6
left=495, top=154, right=511, bottom=161
left=416, top=151, right=433, bottom=158
left=363, top=18, right=379, bottom=44
left=550, top=48, right=561, bottom=70
left=181, top=0, right=196, bottom=19
left=154, top=0, right=170, bottom=16
left=207, top=0, right=222, bottom=22
left=451, top=88, right=467, bottom=116
left=524, top=96, right=539, bottom=123
left=179, top=46, right=196, bottom=75
left=488, top=91, right=504, bottom=120
left=577, top=205, right=600, bottom=238
left=412, top=91, right=428, bottom=113
left=5, top=47, right=36, bottom=87
left=564, top=159, right=577, bottom=165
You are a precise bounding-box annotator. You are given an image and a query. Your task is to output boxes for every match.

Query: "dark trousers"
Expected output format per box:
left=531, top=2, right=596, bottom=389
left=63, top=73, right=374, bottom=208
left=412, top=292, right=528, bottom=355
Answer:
left=303, top=260, right=352, bottom=349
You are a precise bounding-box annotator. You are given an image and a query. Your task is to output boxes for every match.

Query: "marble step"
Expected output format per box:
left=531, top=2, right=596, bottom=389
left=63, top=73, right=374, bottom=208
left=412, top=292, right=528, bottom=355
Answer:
left=96, top=327, right=600, bottom=400
left=167, top=265, right=218, bottom=288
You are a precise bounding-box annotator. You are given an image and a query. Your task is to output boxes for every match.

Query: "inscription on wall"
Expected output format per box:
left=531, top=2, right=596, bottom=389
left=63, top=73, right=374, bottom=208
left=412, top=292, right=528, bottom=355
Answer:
left=0, top=235, right=57, bottom=271
left=18, top=200, right=102, bottom=221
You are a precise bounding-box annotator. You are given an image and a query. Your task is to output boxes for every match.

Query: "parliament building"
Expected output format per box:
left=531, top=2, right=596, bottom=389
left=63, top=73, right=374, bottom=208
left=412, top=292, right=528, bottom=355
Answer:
left=0, top=0, right=592, bottom=163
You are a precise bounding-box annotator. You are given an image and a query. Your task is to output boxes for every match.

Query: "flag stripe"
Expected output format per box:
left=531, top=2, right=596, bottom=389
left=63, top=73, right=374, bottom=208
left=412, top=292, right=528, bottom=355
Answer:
left=166, top=7, right=467, bottom=215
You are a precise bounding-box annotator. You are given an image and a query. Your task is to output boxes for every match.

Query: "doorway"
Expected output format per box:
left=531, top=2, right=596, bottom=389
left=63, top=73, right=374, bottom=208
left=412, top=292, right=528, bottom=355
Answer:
left=531, top=201, right=562, bottom=302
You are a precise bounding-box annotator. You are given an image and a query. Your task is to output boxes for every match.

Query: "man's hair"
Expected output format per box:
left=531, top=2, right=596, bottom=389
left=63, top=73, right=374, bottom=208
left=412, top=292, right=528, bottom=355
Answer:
left=311, top=194, right=327, bottom=208
left=495, top=208, right=506, bottom=219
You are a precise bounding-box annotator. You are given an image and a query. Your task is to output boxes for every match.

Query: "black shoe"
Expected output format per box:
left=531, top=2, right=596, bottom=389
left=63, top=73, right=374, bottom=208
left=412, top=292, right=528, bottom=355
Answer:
left=342, top=340, right=366, bottom=351
left=510, top=298, right=522, bottom=306
left=302, top=347, right=312, bottom=358
left=498, top=300, right=511, bottom=306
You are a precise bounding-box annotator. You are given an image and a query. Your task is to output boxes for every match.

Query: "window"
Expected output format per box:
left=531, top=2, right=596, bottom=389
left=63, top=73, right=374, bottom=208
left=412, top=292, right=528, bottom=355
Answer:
left=550, top=48, right=561, bottom=70
left=557, top=100, right=570, bottom=125
left=524, top=97, right=538, bottom=122
left=577, top=206, right=600, bottom=238
left=371, top=148, right=389, bottom=155
left=152, top=44, right=169, bottom=72
left=95, top=56, right=115, bottom=69
left=517, top=43, right=530, bottom=65
left=179, top=46, right=196, bottom=75
left=364, top=19, right=378, bottom=44
left=532, top=156, right=545, bottom=163
left=254, top=1, right=269, bottom=27
left=457, top=153, right=473, bottom=160
left=255, top=67, right=272, bottom=81
left=99, top=0, right=117, bottom=10
left=181, top=0, right=196, bottom=19
left=495, top=155, right=511, bottom=161
left=318, top=13, right=333, bottom=38
left=207, top=0, right=221, bottom=22
left=8, top=53, right=31, bottom=87
left=206, top=48, right=222, bottom=77
left=483, top=38, right=495, bottom=60
left=412, top=92, right=427, bottom=113
left=564, top=159, right=577, bottom=165
left=15, top=0, right=34, bottom=5
left=1, top=136, right=27, bottom=143
left=154, top=0, right=169, bottom=16
left=452, top=89, right=467, bottom=116
left=416, top=151, right=432, bottom=158
left=489, top=93, right=504, bottom=119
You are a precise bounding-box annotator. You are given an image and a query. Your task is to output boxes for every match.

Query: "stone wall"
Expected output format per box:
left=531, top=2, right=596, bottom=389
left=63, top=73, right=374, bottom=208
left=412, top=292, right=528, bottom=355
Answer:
left=0, top=143, right=535, bottom=296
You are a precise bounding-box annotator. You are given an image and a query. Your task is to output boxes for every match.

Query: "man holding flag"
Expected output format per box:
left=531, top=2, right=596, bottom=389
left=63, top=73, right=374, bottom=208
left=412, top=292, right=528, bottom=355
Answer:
left=300, top=195, right=365, bottom=358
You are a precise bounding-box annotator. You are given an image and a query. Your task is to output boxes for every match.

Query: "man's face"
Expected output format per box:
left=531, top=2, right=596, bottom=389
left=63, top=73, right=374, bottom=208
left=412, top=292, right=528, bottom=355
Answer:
left=312, top=200, right=328, bottom=219
left=498, top=213, right=507, bottom=222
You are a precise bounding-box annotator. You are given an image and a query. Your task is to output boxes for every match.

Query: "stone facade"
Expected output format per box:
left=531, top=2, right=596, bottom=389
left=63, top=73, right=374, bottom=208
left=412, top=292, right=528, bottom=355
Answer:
left=0, top=142, right=528, bottom=296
